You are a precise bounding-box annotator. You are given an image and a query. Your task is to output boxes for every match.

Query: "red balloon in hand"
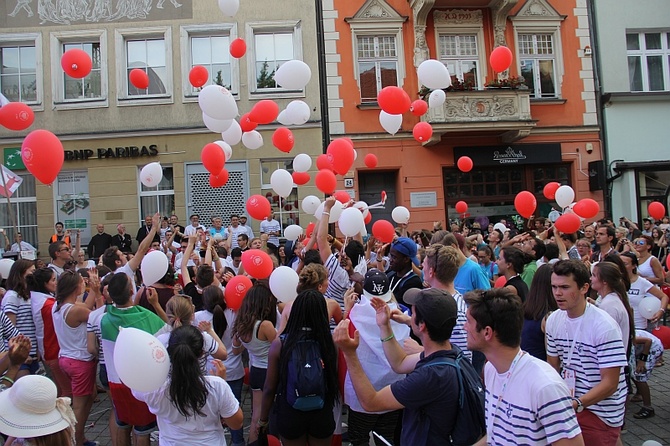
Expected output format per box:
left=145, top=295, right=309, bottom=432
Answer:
left=225, top=275, right=253, bottom=311
left=372, top=220, right=396, bottom=244
left=129, top=69, right=149, bottom=89
left=61, top=49, right=92, bottom=79
left=242, top=249, right=274, bottom=279
left=554, top=213, right=581, bottom=234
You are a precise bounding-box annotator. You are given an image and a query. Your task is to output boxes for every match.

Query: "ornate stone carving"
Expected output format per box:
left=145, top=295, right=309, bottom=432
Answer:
left=491, top=0, right=519, bottom=47
left=522, top=0, right=551, bottom=16
left=414, top=25, right=429, bottom=68
left=361, top=0, right=392, bottom=18
left=433, top=9, right=483, bottom=25
left=445, top=95, right=519, bottom=120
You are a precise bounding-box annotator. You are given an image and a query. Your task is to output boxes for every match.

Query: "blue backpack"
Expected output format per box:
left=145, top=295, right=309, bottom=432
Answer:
left=283, top=336, right=326, bottom=411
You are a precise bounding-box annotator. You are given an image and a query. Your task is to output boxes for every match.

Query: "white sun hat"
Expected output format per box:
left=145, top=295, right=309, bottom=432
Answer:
left=0, top=375, right=76, bottom=438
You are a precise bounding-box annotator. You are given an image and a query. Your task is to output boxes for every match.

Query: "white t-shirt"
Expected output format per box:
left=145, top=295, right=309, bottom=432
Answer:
left=546, top=305, right=627, bottom=427
left=484, top=352, right=582, bottom=445
left=194, top=309, right=244, bottom=381
left=115, top=262, right=137, bottom=291
left=628, top=276, right=655, bottom=329
left=157, top=329, right=218, bottom=374
left=596, top=292, right=631, bottom=352
left=223, top=225, right=251, bottom=249
left=133, top=376, right=239, bottom=446
left=260, top=218, right=281, bottom=247
left=184, top=224, right=206, bottom=236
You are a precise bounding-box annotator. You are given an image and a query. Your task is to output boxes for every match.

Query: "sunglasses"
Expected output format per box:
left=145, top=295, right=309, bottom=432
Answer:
left=635, top=240, right=646, bottom=245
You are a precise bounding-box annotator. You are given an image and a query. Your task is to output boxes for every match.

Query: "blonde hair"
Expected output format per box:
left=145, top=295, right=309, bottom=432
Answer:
left=165, top=294, right=194, bottom=328
left=298, top=263, right=328, bottom=293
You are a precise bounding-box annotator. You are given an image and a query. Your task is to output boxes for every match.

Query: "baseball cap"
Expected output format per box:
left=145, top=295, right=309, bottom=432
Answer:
left=363, top=269, right=392, bottom=302
left=404, top=288, right=457, bottom=330
left=391, top=237, right=419, bottom=266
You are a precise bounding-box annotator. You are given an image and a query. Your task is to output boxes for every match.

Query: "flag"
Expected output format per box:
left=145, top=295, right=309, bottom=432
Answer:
left=3, top=148, right=24, bottom=170
left=0, top=164, right=23, bottom=198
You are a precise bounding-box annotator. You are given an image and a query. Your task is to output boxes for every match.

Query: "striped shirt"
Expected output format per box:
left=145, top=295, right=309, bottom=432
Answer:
left=260, top=219, right=281, bottom=247
left=450, top=291, right=472, bottom=360
left=546, top=305, right=627, bottom=427
left=2, top=290, right=37, bottom=357
left=0, top=311, right=22, bottom=353
left=324, top=253, right=351, bottom=311
left=484, top=353, right=581, bottom=445
left=87, top=305, right=107, bottom=365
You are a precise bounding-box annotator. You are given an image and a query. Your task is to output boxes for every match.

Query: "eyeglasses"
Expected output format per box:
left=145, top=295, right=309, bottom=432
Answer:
left=59, top=247, right=71, bottom=252
left=635, top=240, right=646, bottom=245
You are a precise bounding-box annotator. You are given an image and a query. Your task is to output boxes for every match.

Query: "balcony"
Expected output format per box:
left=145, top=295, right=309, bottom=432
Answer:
left=422, top=89, right=536, bottom=146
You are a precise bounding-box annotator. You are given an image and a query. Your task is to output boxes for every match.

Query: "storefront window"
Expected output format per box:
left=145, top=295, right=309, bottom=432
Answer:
left=138, top=166, right=174, bottom=221
left=637, top=169, right=670, bottom=221
left=260, top=160, right=300, bottom=231
left=0, top=174, right=38, bottom=249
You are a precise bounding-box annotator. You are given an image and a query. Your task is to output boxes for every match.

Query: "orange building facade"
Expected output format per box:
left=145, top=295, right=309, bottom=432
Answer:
left=323, top=0, right=605, bottom=230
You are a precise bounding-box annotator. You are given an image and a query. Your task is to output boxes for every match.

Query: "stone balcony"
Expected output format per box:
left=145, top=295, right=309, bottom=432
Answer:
left=423, top=89, right=536, bottom=145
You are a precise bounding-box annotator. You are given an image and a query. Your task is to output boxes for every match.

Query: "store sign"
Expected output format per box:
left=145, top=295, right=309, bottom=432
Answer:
left=454, top=143, right=562, bottom=167
left=65, top=145, right=159, bottom=161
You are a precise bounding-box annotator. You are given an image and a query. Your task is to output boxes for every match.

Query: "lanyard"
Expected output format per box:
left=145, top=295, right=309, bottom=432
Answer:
left=565, top=304, right=590, bottom=367
left=390, top=269, right=413, bottom=294
left=488, top=349, right=526, bottom=440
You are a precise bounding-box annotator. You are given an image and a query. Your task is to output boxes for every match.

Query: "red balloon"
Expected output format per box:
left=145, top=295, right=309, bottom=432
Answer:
left=189, top=65, right=209, bottom=88
left=267, top=435, right=281, bottom=446
left=0, top=102, right=34, bottom=131
left=129, top=69, right=149, bottom=89
left=412, top=122, right=433, bottom=142
left=554, top=213, right=581, bottom=234
left=514, top=191, right=537, bottom=219
left=543, top=182, right=561, bottom=200
left=326, top=139, right=355, bottom=175
left=209, top=169, right=229, bottom=188
left=457, top=156, right=473, bottom=173
left=272, top=127, right=294, bottom=153
left=490, top=46, right=513, bottom=73
left=333, top=190, right=351, bottom=204
left=225, top=275, right=253, bottom=311
left=316, top=154, right=333, bottom=171
left=494, top=275, right=507, bottom=288
left=61, top=49, right=92, bottom=79
left=364, top=153, right=378, bottom=168
left=315, top=169, right=337, bottom=194
left=241, top=249, right=274, bottom=279
left=201, top=143, right=226, bottom=175
left=21, top=130, right=64, bottom=185
left=239, top=113, right=258, bottom=132
left=364, top=212, right=372, bottom=225
left=372, top=220, right=396, bottom=244
left=250, top=100, right=279, bottom=124
left=229, top=38, right=247, bottom=58
left=455, top=201, right=468, bottom=214
left=652, top=325, right=670, bottom=350
left=305, top=222, right=316, bottom=238
left=292, top=171, right=310, bottom=185
left=246, top=194, right=272, bottom=220
left=573, top=198, right=600, bottom=219
left=410, top=99, right=428, bottom=117
left=377, top=86, right=411, bottom=115
left=648, top=202, right=666, bottom=221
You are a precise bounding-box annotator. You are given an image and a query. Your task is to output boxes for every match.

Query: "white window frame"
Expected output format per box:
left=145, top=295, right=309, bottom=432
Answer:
left=435, top=29, right=485, bottom=89
left=0, top=33, right=43, bottom=110
left=50, top=30, right=108, bottom=110
left=355, top=34, right=401, bottom=102
left=259, top=159, right=299, bottom=231
left=180, top=24, right=240, bottom=103
left=115, top=27, right=173, bottom=106
left=245, top=20, right=304, bottom=99
left=137, top=165, right=175, bottom=223
left=626, top=31, right=670, bottom=92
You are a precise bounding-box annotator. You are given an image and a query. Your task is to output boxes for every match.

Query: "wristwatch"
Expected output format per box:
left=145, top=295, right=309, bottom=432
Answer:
left=574, top=397, right=584, bottom=413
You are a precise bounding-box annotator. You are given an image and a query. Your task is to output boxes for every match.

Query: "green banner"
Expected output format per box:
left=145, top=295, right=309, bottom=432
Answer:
left=4, top=148, right=24, bottom=170
left=64, top=219, right=88, bottom=229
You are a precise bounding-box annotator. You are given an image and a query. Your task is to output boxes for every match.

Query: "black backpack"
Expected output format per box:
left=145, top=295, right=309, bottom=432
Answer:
left=283, top=335, right=326, bottom=411
left=420, top=349, right=486, bottom=446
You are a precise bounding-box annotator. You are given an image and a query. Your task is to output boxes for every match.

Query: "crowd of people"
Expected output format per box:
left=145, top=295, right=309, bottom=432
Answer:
left=0, top=200, right=669, bottom=446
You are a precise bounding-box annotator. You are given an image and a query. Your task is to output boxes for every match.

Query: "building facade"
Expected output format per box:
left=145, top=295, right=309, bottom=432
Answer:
left=325, top=0, right=605, bottom=230
left=0, top=0, right=324, bottom=256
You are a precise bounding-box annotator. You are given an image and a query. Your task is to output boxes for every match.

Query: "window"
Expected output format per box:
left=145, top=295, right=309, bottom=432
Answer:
left=519, top=34, right=557, bottom=98
left=260, top=160, right=300, bottom=230
left=181, top=24, right=238, bottom=99
left=438, top=35, right=480, bottom=88
left=0, top=173, right=38, bottom=250
left=637, top=169, right=670, bottom=222
left=0, top=34, right=41, bottom=104
left=357, top=35, right=398, bottom=101
left=138, top=166, right=175, bottom=221
left=246, top=21, right=302, bottom=96
left=627, top=32, right=670, bottom=92
left=115, top=28, right=172, bottom=104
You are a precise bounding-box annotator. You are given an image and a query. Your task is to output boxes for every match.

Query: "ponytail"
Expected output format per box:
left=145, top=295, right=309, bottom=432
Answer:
left=167, top=325, right=208, bottom=418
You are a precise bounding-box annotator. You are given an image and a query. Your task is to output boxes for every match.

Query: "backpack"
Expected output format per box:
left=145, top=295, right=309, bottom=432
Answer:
left=283, top=335, right=326, bottom=411
left=420, top=349, right=486, bottom=446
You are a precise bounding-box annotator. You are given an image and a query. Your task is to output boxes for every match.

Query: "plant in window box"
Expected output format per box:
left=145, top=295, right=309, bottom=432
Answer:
left=418, top=78, right=476, bottom=101
left=484, top=76, right=527, bottom=90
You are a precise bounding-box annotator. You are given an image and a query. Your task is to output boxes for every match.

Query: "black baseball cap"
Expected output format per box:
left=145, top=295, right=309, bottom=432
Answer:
left=363, top=269, right=391, bottom=302
left=404, top=288, right=457, bottom=329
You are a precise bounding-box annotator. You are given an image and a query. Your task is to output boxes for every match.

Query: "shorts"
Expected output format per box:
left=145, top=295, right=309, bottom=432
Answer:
left=275, top=396, right=335, bottom=440
left=576, top=409, right=621, bottom=446
left=249, top=366, right=267, bottom=391
left=109, top=381, right=157, bottom=430
left=19, top=357, right=40, bottom=374
left=59, top=357, right=97, bottom=397
left=44, top=358, right=72, bottom=398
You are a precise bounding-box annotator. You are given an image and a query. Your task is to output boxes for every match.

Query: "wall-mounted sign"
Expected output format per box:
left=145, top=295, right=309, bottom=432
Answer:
left=410, top=191, right=438, bottom=208
left=65, top=145, right=159, bottom=161
left=344, top=178, right=354, bottom=188
left=454, top=143, right=562, bottom=167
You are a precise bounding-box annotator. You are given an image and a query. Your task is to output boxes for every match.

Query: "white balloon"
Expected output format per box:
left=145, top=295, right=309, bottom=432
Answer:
left=302, top=195, right=321, bottom=214
left=379, top=111, right=402, bottom=136
left=114, top=327, right=169, bottom=392
left=269, top=266, right=299, bottom=303
left=217, top=0, right=239, bottom=16
left=214, top=140, right=233, bottom=161
left=140, top=162, right=163, bottom=188
left=202, top=112, right=233, bottom=133
left=314, top=200, right=343, bottom=224
left=284, top=224, right=303, bottom=241
left=221, top=119, right=242, bottom=146
left=548, top=210, right=561, bottom=222
left=285, top=100, right=311, bottom=125
left=642, top=441, right=663, bottom=446
left=493, top=223, right=507, bottom=233
left=353, top=201, right=370, bottom=219
left=0, top=259, right=14, bottom=280
left=353, top=149, right=358, bottom=160
left=293, top=153, right=312, bottom=173
left=198, top=85, right=238, bottom=120
left=274, top=60, right=312, bottom=90
left=277, top=110, right=292, bottom=126
left=242, top=130, right=263, bottom=150
left=338, top=207, right=365, bottom=237
left=429, top=89, right=446, bottom=109
left=391, top=206, right=410, bottom=225
left=639, top=298, right=662, bottom=320
left=555, top=185, right=575, bottom=209
left=418, top=59, right=452, bottom=90
left=270, top=169, right=294, bottom=198
left=141, top=250, right=169, bottom=286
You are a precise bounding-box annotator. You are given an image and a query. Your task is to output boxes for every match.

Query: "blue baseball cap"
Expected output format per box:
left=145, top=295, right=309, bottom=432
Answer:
left=391, top=237, right=420, bottom=266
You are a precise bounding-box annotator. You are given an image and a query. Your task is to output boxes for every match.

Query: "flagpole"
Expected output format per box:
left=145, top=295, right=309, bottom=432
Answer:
left=0, top=165, right=19, bottom=244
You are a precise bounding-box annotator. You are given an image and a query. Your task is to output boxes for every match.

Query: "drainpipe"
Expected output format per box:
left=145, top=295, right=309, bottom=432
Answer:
left=315, top=0, right=330, bottom=153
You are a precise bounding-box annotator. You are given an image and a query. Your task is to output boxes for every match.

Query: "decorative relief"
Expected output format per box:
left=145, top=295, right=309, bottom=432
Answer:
left=414, top=25, right=429, bottom=68
left=445, top=95, right=519, bottom=120
left=522, top=0, right=551, bottom=16
left=361, top=0, right=391, bottom=18
left=433, top=9, right=483, bottom=25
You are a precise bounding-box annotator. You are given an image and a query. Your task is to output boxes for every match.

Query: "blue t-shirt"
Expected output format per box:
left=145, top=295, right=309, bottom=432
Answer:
left=454, top=259, right=491, bottom=295
left=479, top=262, right=498, bottom=281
